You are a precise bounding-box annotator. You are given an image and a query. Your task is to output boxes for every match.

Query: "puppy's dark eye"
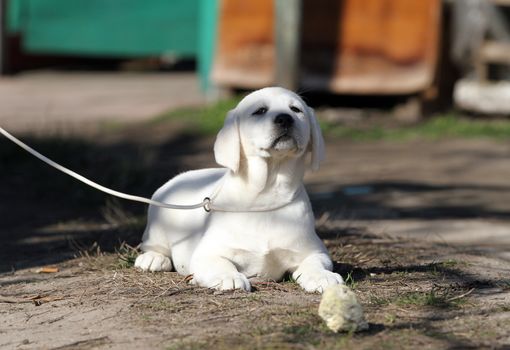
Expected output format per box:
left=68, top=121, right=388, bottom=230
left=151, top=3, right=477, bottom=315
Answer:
left=252, top=107, right=268, bottom=116
left=290, top=106, right=302, bottom=113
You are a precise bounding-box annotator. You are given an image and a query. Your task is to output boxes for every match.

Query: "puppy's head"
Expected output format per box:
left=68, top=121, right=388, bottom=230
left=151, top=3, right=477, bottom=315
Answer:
left=214, top=87, right=325, bottom=173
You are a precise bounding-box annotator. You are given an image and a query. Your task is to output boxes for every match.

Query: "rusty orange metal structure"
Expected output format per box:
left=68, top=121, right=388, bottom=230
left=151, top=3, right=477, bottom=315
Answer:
left=212, top=0, right=442, bottom=95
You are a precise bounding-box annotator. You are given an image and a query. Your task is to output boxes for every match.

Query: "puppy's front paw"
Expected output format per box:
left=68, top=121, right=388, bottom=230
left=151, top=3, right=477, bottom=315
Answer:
left=195, top=272, right=251, bottom=292
left=294, top=269, right=344, bottom=293
left=134, top=251, right=172, bottom=272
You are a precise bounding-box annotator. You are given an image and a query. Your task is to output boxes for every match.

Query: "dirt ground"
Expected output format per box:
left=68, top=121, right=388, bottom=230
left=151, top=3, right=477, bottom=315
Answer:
left=0, top=71, right=204, bottom=133
left=1, top=114, right=510, bottom=349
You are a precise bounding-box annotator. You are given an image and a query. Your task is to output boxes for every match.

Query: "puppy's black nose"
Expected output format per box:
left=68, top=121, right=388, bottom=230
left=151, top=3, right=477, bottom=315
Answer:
left=274, top=114, right=294, bottom=129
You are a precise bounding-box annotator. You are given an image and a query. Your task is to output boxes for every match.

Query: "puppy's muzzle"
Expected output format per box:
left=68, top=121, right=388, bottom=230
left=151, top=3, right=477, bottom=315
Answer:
left=271, top=113, right=298, bottom=150
left=274, top=113, right=294, bottom=130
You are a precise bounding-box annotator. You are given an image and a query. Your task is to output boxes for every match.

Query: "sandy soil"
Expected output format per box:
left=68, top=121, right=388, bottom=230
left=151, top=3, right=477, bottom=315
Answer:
left=1, top=119, right=509, bottom=349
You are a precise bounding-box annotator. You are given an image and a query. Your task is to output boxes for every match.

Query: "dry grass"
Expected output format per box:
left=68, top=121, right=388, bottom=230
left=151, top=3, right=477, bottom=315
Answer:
left=1, top=216, right=509, bottom=349
left=24, top=219, right=501, bottom=349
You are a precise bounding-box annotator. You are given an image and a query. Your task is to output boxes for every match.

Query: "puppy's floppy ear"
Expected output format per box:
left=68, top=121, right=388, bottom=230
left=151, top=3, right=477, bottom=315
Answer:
left=307, top=106, right=325, bottom=171
left=214, top=109, right=241, bottom=173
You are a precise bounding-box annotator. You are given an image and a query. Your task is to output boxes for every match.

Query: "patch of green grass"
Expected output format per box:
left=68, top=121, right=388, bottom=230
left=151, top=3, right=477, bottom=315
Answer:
left=153, top=96, right=243, bottom=135
left=282, top=324, right=317, bottom=337
left=281, top=317, right=355, bottom=348
left=395, top=288, right=469, bottom=308
left=115, top=242, right=139, bottom=268
left=335, top=331, right=356, bottom=349
left=385, top=313, right=397, bottom=325
left=242, top=293, right=263, bottom=302
left=139, top=313, right=152, bottom=322
left=322, top=113, right=510, bottom=141
left=155, top=99, right=510, bottom=141
left=345, top=271, right=358, bottom=289
left=281, top=272, right=298, bottom=283
left=146, top=300, right=174, bottom=312
left=496, top=280, right=510, bottom=290
left=98, top=119, right=126, bottom=132
left=423, top=329, right=461, bottom=344
left=396, top=290, right=446, bottom=307
left=369, top=295, right=391, bottom=306
left=437, top=259, right=459, bottom=268
left=497, top=304, right=510, bottom=312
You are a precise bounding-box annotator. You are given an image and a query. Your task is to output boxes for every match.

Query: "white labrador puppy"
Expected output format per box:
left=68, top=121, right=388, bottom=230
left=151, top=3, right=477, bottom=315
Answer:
left=134, top=87, right=343, bottom=292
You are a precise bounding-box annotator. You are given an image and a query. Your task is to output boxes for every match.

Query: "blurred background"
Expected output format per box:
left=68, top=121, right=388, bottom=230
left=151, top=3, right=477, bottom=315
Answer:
left=4, top=0, right=510, bottom=124
left=1, top=0, right=510, bottom=271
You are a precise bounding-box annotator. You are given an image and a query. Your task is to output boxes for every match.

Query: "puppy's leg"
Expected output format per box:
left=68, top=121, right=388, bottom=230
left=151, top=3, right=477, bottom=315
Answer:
left=135, top=250, right=172, bottom=272
left=135, top=216, right=172, bottom=272
left=190, top=255, right=251, bottom=292
left=292, top=253, right=344, bottom=293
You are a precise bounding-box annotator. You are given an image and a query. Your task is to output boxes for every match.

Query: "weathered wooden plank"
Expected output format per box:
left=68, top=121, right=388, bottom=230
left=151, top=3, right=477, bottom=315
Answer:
left=212, top=0, right=275, bottom=88
left=274, top=0, right=302, bottom=90
left=213, top=0, right=441, bottom=94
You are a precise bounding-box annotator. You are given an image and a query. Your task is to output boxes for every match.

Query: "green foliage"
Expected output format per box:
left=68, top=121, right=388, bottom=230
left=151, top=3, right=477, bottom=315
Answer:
left=154, top=96, right=243, bottom=135
left=345, top=271, right=357, bottom=289
left=498, top=304, right=510, bottom=312
left=395, top=290, right=445, bottom=307
left=156, top=100, right=510, bottom=141
left=369, top=295, right=390, bottom=306
left=437, top=259, right=459, bottom=268
left=385, top=313, right=397, bottom=324
left=115, top=242, right=139, bottom=268
left=322, top=113, right=510, bottom=141
left=395, top=288, right=468, bottom=308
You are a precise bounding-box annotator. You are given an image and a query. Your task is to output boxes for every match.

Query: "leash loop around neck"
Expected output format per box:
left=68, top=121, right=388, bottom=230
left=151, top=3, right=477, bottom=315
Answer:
left=203, top=197, right=212, bottom=212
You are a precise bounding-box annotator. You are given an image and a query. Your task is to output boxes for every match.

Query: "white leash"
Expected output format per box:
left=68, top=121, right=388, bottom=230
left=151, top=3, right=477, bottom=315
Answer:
left=0, top=127, right=210, bottom=211
left=0, top=127, right=300, bottom=213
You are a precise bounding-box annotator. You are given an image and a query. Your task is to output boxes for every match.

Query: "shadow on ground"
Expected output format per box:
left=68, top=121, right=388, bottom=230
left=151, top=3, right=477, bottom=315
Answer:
left=309, top=181, right=510, bottom=220
left=3, top=128, right=510, bottom=274
left=0, top=130, right=214, bottom=272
